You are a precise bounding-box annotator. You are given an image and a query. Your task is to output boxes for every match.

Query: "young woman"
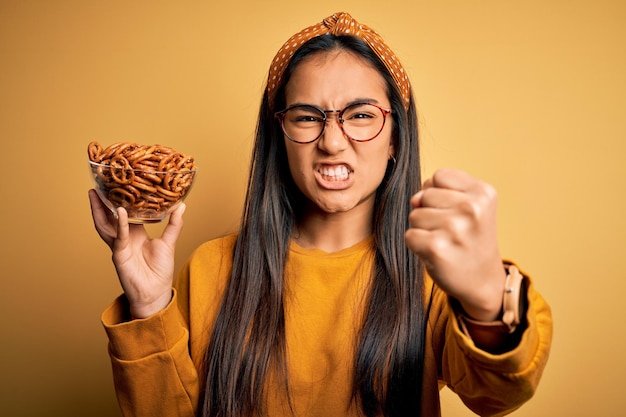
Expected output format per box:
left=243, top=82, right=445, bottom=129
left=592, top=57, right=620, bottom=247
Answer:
left=89, top=12, right=552, bottom=417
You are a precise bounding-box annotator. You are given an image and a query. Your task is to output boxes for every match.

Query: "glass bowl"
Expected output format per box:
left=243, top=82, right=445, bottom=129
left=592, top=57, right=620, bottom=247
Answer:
left=89, top=160, right=197, bottom=224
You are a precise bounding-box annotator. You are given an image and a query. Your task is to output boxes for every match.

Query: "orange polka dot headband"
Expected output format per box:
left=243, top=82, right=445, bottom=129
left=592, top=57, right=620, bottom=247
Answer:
left=266, top=12, right=411, bottom=110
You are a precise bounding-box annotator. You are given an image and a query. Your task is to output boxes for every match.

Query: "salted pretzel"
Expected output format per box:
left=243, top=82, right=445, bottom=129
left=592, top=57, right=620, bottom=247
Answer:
left=88, top=141, right=196, bottom=219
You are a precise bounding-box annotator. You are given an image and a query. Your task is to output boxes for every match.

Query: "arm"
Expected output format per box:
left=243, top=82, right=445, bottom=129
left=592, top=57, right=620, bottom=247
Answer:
left=102, top=291, right=199, bottom=417
left=406, top=169, right=530, bottom=353
left=434, top=272, right=553, bottom=416
left=406, top=169, right=553, bottom=413
left=89, top=190, right=199, bottom=416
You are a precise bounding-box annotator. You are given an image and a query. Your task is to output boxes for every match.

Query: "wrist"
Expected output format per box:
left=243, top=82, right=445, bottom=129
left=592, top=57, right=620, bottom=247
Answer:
left=129, top=291, right=173, bottom=319
left=456, top=264, right=528, bottom=352
left=459, top=265, right=507, bottom=322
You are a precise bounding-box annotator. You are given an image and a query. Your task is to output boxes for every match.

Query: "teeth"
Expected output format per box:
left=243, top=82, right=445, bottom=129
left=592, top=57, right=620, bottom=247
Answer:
left=320, top=165, right=349, bottom=180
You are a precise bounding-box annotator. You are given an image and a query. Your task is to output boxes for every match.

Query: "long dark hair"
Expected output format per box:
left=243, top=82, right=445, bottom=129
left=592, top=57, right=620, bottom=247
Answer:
left=200, top=35, right=426, bottom=417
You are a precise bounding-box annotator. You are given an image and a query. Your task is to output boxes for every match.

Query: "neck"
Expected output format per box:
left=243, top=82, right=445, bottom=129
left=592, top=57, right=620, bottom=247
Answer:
left=294, top=203, right=373, bottom=253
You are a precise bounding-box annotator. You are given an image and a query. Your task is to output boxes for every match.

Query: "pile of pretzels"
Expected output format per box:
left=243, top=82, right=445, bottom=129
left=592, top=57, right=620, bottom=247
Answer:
left=88, top=141, right=196, bottom=220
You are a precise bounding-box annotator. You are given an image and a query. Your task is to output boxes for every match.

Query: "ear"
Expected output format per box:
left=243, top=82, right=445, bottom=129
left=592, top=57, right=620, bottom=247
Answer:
left=388, top=136, right=396, bottom=162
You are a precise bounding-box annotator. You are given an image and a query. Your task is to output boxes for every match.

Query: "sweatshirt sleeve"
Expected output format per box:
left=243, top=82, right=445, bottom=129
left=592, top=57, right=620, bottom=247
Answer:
left=101, top=290, right=199, bottom=417
left=434, top=265, right=553, bottom=417
left=99, top=236, right=236, bottom=417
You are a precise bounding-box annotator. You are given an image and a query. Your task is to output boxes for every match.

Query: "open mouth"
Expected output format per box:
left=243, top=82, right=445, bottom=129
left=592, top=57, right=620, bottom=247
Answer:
left=319, top=165, right=351, bottom=181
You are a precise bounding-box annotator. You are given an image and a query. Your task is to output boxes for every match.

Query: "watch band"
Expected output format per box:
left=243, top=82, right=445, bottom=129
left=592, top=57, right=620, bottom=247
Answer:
left=501, top=265, right=525, bottom=332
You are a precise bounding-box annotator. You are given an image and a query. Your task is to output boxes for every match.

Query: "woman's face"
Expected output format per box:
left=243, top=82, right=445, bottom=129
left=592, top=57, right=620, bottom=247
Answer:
left=282, top=50, right=394, bottom=217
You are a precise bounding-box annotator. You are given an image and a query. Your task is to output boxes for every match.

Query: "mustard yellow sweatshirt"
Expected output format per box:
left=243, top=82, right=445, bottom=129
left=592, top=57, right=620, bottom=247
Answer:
left=102, top=234, right=552, bottom=417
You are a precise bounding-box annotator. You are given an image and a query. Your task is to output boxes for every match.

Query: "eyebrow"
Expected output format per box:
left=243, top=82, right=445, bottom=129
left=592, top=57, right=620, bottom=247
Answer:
left=286, top=97, right=382, bottom=109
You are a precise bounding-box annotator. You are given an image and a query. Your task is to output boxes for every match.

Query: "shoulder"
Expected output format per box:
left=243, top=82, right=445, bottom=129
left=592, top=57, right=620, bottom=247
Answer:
left=180, top=233, right=238, bottom=285
left=193, top=233, right=238, bottom=256
left=174, top=234, right=238, bottom=310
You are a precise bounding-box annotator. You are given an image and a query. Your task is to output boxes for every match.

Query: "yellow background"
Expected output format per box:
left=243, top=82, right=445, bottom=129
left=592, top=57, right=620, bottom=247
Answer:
left=1, top=1, right=624, bottom=416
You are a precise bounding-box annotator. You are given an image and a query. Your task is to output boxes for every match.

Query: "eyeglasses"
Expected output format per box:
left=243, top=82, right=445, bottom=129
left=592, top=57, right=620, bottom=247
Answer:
left=275, top=102, right=392, bottom=144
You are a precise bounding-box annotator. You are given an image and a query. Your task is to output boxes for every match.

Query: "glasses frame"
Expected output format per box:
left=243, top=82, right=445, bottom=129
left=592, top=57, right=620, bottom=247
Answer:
left=274, top=102, right=393, bottom=144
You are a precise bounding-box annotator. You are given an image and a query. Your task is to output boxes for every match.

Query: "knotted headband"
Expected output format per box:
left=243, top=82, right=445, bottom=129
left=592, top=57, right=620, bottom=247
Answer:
left=266, top=12, right=411, bottom=110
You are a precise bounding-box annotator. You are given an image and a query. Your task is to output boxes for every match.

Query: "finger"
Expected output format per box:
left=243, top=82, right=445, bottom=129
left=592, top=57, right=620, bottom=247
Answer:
left=431, top=168, right=475, bottom=192
left=410, top=190, right=423, bottom=208
left=408, top=206, right=460, bottom=232
left=88, top=189, right=116, bottom=247
left=410, top=177, right=435, bottom=207
left=404, top=227, right=439, bottom=261
left=114, top=206, right=130, bottom=248
left=408, top=207, right=435, bottom=230
left=418, top=187, right=466, bottom=210
left=160, top=203, right=186, bottom=248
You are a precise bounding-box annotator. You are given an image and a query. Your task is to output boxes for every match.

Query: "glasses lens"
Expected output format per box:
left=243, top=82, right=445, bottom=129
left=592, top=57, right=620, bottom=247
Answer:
left=341, top=103, right=386, bottom=142
left=281, top=105, right=325, bottom=143
left=279, top=103, right=388, bottom=143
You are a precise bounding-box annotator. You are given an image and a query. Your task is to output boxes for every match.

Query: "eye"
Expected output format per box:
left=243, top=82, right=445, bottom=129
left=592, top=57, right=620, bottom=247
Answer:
left=343, top=103, right=380, bottom=123
left=347, top=111, right=375, bottom=120
left=286, top=105, right=325, bottom=124
left=294, top=115, right=323, bottom=123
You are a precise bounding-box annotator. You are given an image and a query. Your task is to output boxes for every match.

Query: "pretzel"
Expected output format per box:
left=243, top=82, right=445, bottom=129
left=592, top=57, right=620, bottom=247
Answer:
left=110, top=155, right=134, bottom=185
left=88, top=141, right=196, bottom=220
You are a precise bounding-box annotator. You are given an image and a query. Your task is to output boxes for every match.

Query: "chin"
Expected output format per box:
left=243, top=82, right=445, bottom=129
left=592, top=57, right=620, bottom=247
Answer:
left=312, top=197, right=363, bottom=215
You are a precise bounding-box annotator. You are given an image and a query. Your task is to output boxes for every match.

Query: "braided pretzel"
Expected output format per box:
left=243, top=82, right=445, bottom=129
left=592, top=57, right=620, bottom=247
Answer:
left=88, top=141, right=196, bottom=221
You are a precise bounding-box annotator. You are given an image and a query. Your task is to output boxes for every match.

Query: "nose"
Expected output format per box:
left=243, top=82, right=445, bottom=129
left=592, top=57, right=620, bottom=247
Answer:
left=318, top=111, right=348, bottom=154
